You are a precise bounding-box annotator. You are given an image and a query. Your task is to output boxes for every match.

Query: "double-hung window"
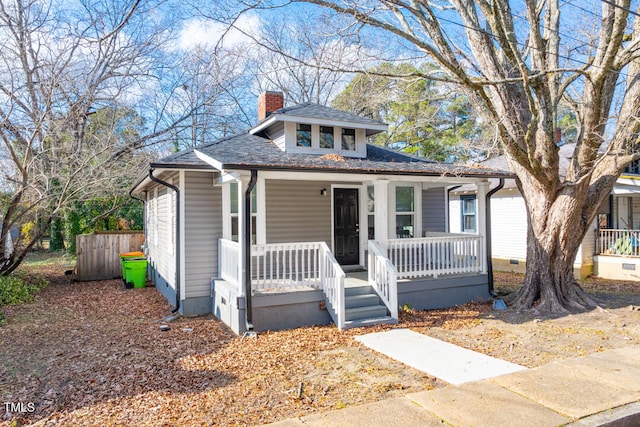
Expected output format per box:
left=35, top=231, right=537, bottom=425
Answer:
left=230, top=182, right=257, bottom=243
left=395, top=186, right=414, bottom=238
left=461, top=195, right=477, bottom=233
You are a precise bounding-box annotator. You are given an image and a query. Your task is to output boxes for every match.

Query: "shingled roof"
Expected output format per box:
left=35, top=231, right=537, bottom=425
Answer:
left=150, top=131, right=513, bottom=179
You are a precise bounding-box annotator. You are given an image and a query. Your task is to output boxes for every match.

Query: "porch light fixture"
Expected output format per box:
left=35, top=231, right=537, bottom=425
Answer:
left=320, top=188, right=327, bottom=196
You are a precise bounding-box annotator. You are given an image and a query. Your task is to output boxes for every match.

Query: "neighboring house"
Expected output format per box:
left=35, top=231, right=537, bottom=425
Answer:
left=449, top=144, right=640, bottom=282
left=130, top=92, right=513, bottom=334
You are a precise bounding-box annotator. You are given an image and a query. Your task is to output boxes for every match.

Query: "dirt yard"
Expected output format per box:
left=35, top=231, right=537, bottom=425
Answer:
left=2, top=261, right=640, bottom=426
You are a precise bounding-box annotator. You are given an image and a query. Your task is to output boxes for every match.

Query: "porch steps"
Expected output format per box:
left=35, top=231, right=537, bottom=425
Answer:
left=343, top=285, right=397, bottom=329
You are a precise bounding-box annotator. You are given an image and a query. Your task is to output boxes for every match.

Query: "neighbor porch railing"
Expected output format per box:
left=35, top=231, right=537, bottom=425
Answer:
left=368, top=240, right=398, bottom=321
left=596, top=229, right=640, bottom=257
left=387, top=233, right=485, bottom=278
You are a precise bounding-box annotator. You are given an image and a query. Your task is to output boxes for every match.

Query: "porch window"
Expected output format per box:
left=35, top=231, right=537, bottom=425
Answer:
left=395, top=186, right=414, bottom=238
left=342, top=128, right=356, bottom=150
left=296, top=123, right=312, bottom=147
left=320, top=126, right=334, bottom=149
left=461, top=195, right=477, bottom=233
left=230, top=182, right=257, bottom=243
left=367, top=185, right=375, bottom=239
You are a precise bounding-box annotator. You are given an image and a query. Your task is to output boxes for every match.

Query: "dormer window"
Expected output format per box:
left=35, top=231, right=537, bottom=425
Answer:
left=320, top=126, right=334, bottom=149
left=342, top=128, right=356, bottom=151
left=296, top=123, right=312, bottom=147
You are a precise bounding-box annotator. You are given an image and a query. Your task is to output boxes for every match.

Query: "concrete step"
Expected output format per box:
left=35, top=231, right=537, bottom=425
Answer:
left=345, top=285, right=375, bottom=297
left=345, top=294, right=381, bottom=309
left=343, top=315, right=398, bottom=329
left=345, top=304, right=388, bottom=321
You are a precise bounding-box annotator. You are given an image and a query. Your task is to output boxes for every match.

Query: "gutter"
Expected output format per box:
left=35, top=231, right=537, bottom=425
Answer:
left=244, top=170, right=258, bottom=331
left=148, top=169, right=181, bottom=314
left=485, top=179, right=505, bottom=296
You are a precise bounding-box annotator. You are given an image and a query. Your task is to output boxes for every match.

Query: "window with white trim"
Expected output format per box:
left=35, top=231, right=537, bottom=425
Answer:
left=296, top=123, right=312, bottom=147
left=341, top=128, right=356, bottom=150
left=461, top=195, right=477, bottom=233
left=319, top=126, right=334, bottom=149
left=395, top=186, right=414, bottom=238
left=367, top=185, right=375, bottom=240
left=230, top=182, right=257, bottom=243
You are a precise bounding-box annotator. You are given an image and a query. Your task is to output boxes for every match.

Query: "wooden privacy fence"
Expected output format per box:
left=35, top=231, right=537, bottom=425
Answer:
left=76, top=231, right=145, bottom=281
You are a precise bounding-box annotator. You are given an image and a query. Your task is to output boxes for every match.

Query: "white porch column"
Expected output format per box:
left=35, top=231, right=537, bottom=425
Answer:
left=374, top=179, right=389, bottom=250
left=237, top=174, right=250, bottom=295
left=476, top=180, right=489, bottom=273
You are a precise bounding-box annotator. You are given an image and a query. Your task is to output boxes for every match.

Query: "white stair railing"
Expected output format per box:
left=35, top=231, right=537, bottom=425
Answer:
left=319, top=242, right=346, bottom=330
left=387, top=234, right=484, bottom=278
left=368, top=240, right=398, bottom=321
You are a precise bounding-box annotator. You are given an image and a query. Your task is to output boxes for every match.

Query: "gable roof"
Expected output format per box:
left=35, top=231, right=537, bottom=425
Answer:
left=148, top=131, right=513, bottom=179
left=250, top=102, right=388, bottom=136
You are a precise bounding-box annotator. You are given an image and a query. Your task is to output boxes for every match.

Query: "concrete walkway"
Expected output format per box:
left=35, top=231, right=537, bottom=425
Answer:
left=355, top=329, right=526, bottom=385
left=262, top=346, right=640, bottom=427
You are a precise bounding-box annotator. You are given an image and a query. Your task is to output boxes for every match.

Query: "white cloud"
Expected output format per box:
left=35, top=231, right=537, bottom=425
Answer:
left=176, top=14, right=260, bottom=51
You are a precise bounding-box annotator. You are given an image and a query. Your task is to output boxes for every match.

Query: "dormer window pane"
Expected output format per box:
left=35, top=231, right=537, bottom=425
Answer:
left=296, top=123, right=312, bottom=147
left=342, top=128, right=356, bottom=150
left=320, top=126, right=334, bottom=149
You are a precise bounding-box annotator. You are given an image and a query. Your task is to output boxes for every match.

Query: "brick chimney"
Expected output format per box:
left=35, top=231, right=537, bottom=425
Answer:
left=258, top=91, right=284, bottom=121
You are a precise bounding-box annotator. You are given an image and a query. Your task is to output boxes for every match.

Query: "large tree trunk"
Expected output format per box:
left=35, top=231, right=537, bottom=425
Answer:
left=509, top=169, right=601, bottom=313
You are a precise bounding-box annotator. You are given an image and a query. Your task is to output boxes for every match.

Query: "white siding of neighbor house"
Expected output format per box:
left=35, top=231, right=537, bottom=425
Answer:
left=422, top=187, right=447, bottom=233
left=183, top=171, right=221, bottom=299
left=579, top=219, right=596, bottom=265
left=451, top=189, right=528, bottom=260
left=265, top=180, right=333, bottom=246
left=489, top=190, right=528, bottom=260
left=146, top=171, right=179, bottom=290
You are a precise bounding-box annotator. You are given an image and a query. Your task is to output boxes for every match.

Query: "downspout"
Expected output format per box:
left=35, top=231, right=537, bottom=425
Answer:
left=485, top=179, right=505, bottom=296
left=149, top=169, right=181, bottom=314
left=244, top=170, right=258, bottom=330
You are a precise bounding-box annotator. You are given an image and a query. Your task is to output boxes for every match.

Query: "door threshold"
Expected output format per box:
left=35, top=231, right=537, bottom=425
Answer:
left=342, top=265, right=366, bottom=273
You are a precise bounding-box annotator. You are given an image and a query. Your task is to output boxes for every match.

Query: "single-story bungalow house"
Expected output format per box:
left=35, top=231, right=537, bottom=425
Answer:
left=130, top=92, right=513, bottom=334
left=449, top=144, right=640, bottom=281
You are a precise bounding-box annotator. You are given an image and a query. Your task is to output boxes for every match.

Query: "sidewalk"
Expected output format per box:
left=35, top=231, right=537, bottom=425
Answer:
left=262, top=346, right=640, bottom=427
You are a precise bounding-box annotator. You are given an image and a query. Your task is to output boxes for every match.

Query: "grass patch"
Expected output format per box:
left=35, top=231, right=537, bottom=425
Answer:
left=20, top=250, right=76, bottom=267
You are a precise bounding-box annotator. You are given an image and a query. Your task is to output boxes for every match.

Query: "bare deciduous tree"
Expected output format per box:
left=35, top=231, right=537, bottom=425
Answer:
left=0, top=0, right=192, bottom=274
left=234, top=0, right=640, bottom=313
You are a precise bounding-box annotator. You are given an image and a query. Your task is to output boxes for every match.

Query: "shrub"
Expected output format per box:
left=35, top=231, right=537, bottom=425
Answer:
left=0, top=273, right=47, bottom=323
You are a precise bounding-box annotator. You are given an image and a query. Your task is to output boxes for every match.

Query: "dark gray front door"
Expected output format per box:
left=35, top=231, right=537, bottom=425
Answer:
left=334, top=188, right=359, bottom=265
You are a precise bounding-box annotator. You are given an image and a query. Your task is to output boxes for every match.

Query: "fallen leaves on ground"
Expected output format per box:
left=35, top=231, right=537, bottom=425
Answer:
left=2, top=263, right=640, bottom=426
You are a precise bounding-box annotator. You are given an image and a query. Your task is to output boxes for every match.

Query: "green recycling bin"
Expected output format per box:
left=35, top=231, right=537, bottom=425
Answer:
left=120, top=251, right=145, bottom=280
left=122, top=258, right=148, bottom=289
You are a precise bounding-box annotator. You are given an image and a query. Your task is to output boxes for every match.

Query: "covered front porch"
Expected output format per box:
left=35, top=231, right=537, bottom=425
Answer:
left=214, top=231, right=488, bottom=332
left=209, top=168, right=493, bottom=333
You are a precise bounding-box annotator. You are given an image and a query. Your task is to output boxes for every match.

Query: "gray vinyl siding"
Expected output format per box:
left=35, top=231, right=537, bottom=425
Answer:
left=146, top=171, right=179, bottom=290
left=266, top=180, right=332, bottom=245
left=422, top=188, right=446, bottom=233
left=184, top=171, right=221, bottom=299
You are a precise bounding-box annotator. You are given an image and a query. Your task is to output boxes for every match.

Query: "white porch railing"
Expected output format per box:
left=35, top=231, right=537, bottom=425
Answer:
left=387, top=234, right=485, bottom=279
left=252, top=241, right=324, bottom=290
left=219, top=239, right=240, bottom=284
left=596, top=229, right=640, bottom=257
left=319, top=242, right=346, bottom=330
left=368, top=240, right=398, bottom=321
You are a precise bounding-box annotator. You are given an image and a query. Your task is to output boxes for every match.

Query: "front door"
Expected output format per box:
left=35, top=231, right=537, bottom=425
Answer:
left=334, top=188, right=359, bottom=265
